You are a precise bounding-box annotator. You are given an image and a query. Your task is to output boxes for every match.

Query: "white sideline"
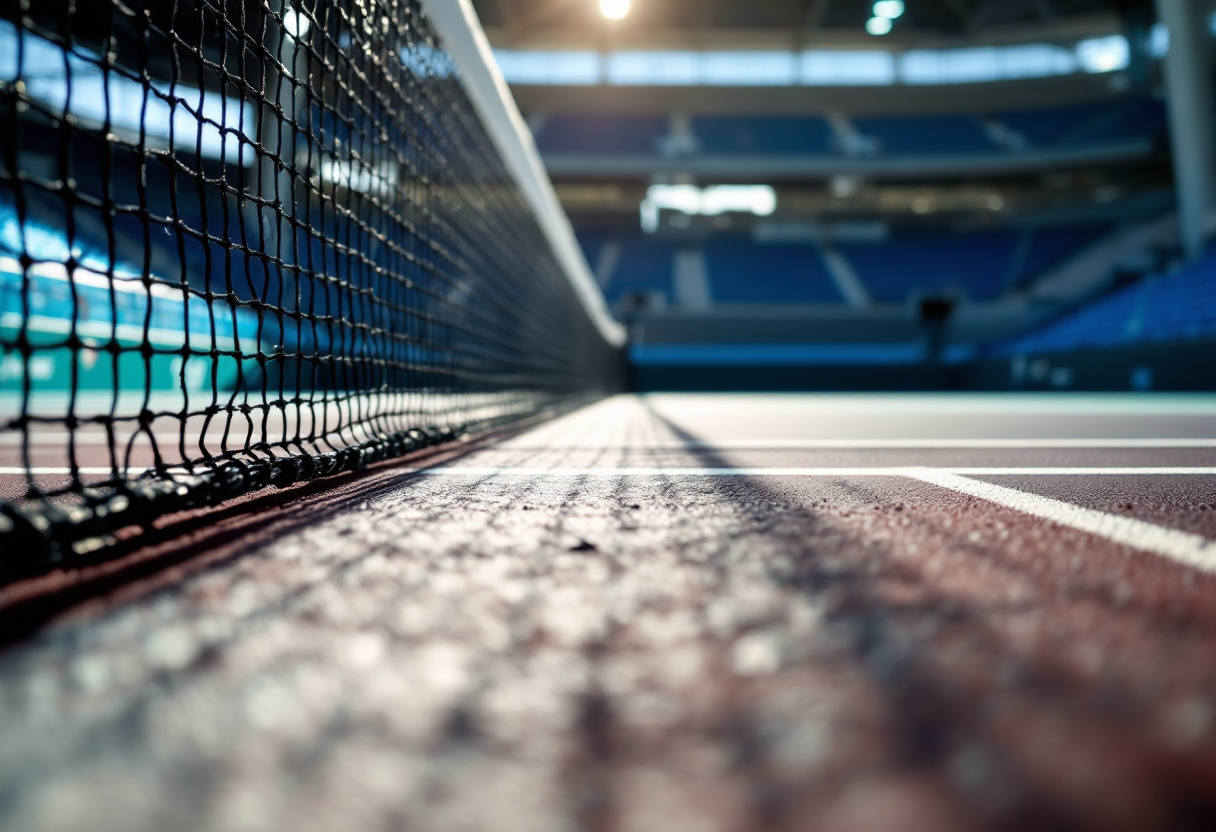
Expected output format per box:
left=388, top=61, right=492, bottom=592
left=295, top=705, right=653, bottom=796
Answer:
left=8, top=435, right=1216, bottom=449
left=909, top=470, right=1216, bottom=574
left=6, top=464, right=1216, bottom=571
left=404, top=465, right=1216, bottom=572
left=494, top=438, right=1216, bottom=450
left=399, top=466, right=1216, bottom=476
left=7, top=466, right=1216, bottom=477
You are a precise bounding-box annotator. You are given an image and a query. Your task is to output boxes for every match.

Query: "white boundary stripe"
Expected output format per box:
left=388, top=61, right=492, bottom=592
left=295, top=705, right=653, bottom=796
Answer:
left=910, top=470, right=1216, bottom=574
left=495, top=438, right=1216, bottom=450
left=407, top=467, right=913, bottom=477
left=933, top=467, right=1216, bottom=476
left=390, top=466, right=1216, bottom=477
left=9, top=436, right=1216, bottom=449
left=6, top=464, right=1213, bottom=570
left=7, top=466, right=1216, bottom=477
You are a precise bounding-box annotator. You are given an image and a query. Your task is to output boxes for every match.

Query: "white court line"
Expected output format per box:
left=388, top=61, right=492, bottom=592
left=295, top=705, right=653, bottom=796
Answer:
left=5, top=464, right=1215, bottom=571
left=917, top=467, right=1216, bottom=476
left=401, top=465, right=1216, bottom=573
left=910, top=470, right=1216, bottom=574
left=8, top=466, right=1216, bottom=477
left=9, top=436, right=1216, bottom=449
left=397, top=466, right=1216, bottom=477
left=496, top=438, right=1216, bottom=450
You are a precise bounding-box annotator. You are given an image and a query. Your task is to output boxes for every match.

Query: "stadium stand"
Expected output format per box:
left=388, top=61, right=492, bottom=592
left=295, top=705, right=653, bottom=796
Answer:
left=993, top=249, right=1216, bottom=355
left=691, top=115, right=836, bottom=155
left=851, top=113, right=998, bottom=155
left=834, top=230, right=1021, bottom=303
left=603, top=237, right=679, bottom=306
left=993, top=97, right=1167, bottom=147
left=1009, top=224, right=1113, bottom=288
left=582, top=223, right=1116, bottom=310
left=533, top=114, right=670, bottom=154
left=532, top=97, right=1164, bottom=161
left=704, top=238, right=842, bottom=304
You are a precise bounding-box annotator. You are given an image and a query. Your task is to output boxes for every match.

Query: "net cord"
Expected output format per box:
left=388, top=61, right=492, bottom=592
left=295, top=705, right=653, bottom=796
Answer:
left=418, top=0, right=627, bottom=349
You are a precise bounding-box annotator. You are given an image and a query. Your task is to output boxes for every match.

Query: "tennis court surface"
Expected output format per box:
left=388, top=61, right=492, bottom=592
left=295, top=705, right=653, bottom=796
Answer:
left=3, top=392, right=1216, bottom=832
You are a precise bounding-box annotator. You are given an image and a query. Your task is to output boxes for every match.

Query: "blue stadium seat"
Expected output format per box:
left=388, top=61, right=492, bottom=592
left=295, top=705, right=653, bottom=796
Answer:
left=576, top=232, right=609, bottom=272
left=838, top=231, right=1020, bottom=303
left=603, top=237, right=676, bottom=304
left=691, top=116, right=835, bottom=155
left=704, top=238, right=842, bottom=303
left=851, top=114, right=996, bottom=155
left=995, top=252, right=1216, bottom=355
left=1010, top=224, right=1111, bottom=287
left=1063, top=97, right=1166, bottom=145
left=534, top=114, right=669, bottom=154
left=994, top=97, right=1164, bottom=147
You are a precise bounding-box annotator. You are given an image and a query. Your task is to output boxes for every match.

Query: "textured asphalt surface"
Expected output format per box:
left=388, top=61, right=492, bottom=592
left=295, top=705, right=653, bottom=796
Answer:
left=2, top=394, right=1216, bottom=832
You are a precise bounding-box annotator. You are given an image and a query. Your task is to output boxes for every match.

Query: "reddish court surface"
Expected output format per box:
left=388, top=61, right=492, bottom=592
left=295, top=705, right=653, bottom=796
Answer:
left=3, top=393, right=1216, bottom=832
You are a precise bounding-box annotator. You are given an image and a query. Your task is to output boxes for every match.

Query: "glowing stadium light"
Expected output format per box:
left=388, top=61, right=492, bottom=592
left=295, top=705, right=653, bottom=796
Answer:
left=866, top=16, right=893, bottom=36
left=1075, top=35, right=1130, bottom=74
left=872, top=1, right=905, bottom=19
left=283, top=8, right=311, bottom=38
left=600, top=0, right=631, bottom=20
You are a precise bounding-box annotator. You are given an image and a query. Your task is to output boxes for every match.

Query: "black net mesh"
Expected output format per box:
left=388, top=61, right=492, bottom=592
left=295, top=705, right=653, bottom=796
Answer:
left=0, top=0, right=620, bottom=579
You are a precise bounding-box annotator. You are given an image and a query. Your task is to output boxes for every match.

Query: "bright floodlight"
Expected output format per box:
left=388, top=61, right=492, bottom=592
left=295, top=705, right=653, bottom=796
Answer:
left=283, top=8, right=311, bottom=38
left=865, top=16, right=893, bottom=35
left=600, top=0, right=631, bottom=20
left=873, top=0, right=905, bottom=19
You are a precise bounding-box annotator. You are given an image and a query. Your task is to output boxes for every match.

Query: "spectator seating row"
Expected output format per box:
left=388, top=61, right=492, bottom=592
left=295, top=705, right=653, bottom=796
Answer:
left=582, top=224, right=1110, bottom=308
left=535, top=96, right=1166, bottom=157
left=838, top=230, right=1019, bottom=303
left=992, top=250, right=1216, bottom=355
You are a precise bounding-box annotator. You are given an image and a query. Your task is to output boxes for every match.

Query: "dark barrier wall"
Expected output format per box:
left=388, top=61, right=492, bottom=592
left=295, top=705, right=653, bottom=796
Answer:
left=633, top=340, right=1216, bottom=393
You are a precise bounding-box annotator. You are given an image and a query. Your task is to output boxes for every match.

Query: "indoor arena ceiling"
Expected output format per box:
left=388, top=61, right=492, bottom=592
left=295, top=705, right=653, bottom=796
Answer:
left=472, top=0, right=1160, bottom=46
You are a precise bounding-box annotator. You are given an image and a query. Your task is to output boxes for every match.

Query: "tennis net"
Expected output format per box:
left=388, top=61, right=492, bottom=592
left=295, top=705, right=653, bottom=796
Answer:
left=0, top=0, right=625, bottom=580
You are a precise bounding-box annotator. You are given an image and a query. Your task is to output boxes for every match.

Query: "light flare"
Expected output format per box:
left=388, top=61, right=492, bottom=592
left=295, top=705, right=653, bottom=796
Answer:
left=599, top=0, right=631, bottom=20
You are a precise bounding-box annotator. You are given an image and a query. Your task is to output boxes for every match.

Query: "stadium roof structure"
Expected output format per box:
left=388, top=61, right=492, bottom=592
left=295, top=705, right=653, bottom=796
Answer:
left=472, top=0, right=1159, bottom=47
left=470, top=0, right=1193, bottom=117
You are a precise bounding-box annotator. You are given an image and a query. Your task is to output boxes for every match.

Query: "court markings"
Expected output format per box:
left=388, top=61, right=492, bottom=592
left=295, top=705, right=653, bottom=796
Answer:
left=403, top=465, right=1216, bottom=575
left=4, top=464, right=1216, bottom=574
left=9, top=466, right=1216, bottom=477
left=8, top=436, right=1216, bottom=449
left=911, top=470, right=1216, bottom=574
left=494, top=439, right=1216, bottom=450
left=400, top=466, right=1216, bottom=477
